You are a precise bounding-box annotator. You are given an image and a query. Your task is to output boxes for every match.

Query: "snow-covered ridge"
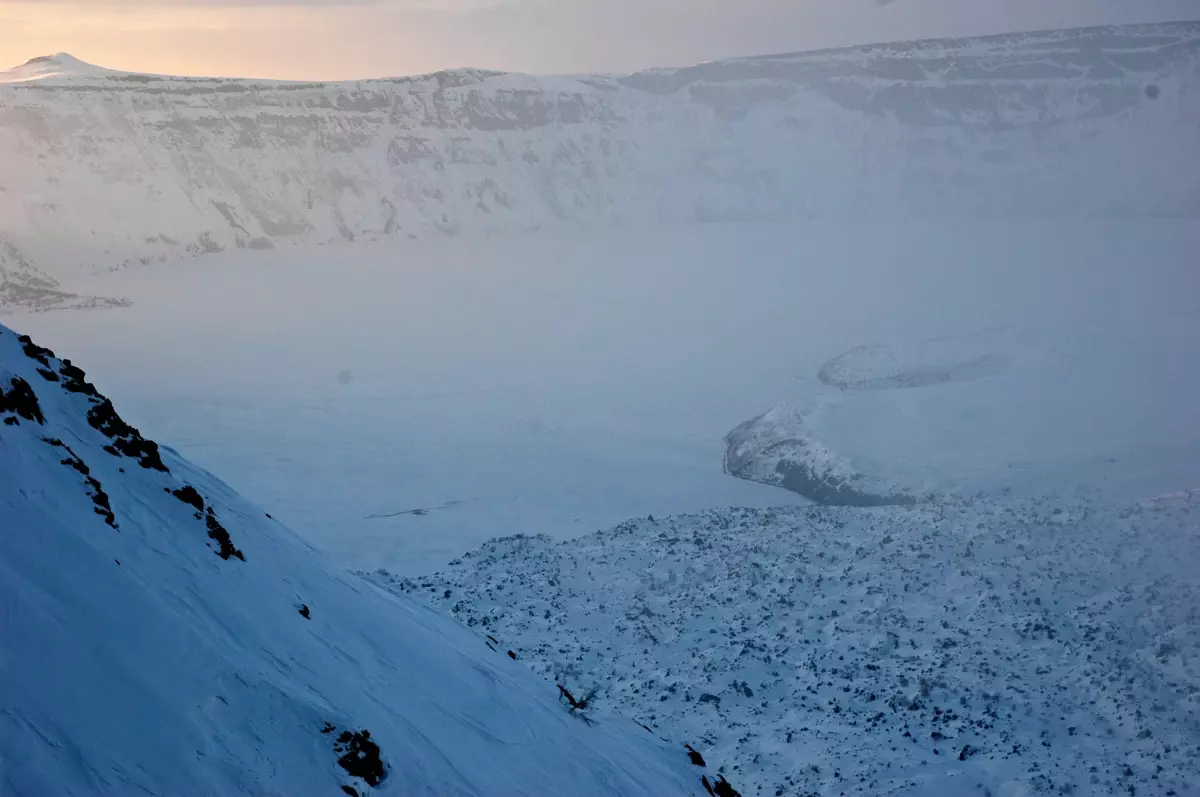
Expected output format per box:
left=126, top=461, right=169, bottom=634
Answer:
left=374, top=498, right=1200, bottom=796
left=0, top=321, right=707, bottom=796
left=0, top=53, right=119, bottom=85
left=1, top=21, right=1197, bottom=309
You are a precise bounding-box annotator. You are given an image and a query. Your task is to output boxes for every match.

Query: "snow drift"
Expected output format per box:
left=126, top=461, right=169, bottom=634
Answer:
left=1, top=21, right=1198, bottom=309
left=0, top=321, right=705, bottom=796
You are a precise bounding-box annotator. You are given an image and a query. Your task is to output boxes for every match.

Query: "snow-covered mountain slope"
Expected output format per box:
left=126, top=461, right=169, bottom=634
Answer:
left=0, top=322, right=708, bottom=796
left=2, top=21, right=1198, bottom=309
left=372, top=498, right=1200, bottom=797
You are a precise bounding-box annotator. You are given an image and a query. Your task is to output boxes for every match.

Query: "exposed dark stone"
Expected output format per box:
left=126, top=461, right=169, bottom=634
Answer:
left=557, top=684, right=598, bottom=714
left=204, top=507, right=245, bottom=561
left=171, top=485, right=204, bottom=511
left=713, top=774, right=742, bottom=797
left=332, top=729, right=386, bottom=787
left=724, top=412, right=919, bottom=507
left=506, top=649, right=517, bottom=660
left=17, top=335, right=54, bottom=367
left=773, top=452, right=915, bottom=507
left=341, top=786, right=358, bottom=797
left=61, top=456, right=89, bottom=476
left=59, top=361, right=102, bottom=398
left=299, top=604, right=311, bottom=619
left=86, top=399, right=168, bottom=472
left=43, top=439, right=107, bottom=519
left=36, top=368, right=59, bottom=382
left=85, top=475, right=118, bottom=529
left=685, top=744, right=707, bottom=767
left=0, top=376, right=45, bottom=425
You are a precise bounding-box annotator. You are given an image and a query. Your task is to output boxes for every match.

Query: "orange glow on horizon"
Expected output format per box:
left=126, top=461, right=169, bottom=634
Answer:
left=2, top=0, right=1191, bottom=81
left=0, top=2, right=474, bottom=81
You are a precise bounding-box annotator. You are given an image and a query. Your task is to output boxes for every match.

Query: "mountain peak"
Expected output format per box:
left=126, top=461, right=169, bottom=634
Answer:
left=2, top=52, right=116, bottom=84
left=23, top=52, right=91, bottom=67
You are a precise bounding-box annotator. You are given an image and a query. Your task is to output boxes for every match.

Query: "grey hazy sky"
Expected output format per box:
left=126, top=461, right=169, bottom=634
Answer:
left=2, top=0, right=1197, bottom=79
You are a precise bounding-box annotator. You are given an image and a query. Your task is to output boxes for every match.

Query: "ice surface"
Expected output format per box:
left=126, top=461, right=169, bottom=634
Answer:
left=10, top=220, right=1198, bottom=575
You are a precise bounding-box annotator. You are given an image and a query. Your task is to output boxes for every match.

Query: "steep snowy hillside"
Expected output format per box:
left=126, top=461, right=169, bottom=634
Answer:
left=0, top=322, right=708, bottom=796
left=373, top=499, right=1200, bottom=797
left=1, top=21, right=1198, bottom=308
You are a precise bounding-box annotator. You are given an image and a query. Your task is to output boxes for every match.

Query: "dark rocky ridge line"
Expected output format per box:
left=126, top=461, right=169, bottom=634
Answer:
left=43, top=437, right=118, bottom=528
left=3, top=327, right=246, bottom=561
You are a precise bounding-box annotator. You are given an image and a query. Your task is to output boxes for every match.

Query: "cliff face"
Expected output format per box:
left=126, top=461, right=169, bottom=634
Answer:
left=2, top=21, right=1198, bottom=307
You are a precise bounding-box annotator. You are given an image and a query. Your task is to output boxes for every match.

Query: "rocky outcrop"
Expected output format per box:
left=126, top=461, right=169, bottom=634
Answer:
left=724, top=408, right=921, bottom=507
left=384, top=497, right=1200, bottom=797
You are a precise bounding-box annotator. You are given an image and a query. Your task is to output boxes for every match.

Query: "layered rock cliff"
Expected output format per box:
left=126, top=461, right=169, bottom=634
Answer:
left=2, top=21, right=1197, bottom=308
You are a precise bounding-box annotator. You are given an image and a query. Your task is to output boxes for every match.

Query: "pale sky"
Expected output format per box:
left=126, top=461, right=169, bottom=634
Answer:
left=1, top=0, right=1196, bottom=80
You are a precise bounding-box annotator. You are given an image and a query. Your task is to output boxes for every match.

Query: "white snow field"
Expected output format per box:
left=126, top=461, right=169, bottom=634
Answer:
left=372, top=496, right=1200, bottom=797
left=0, top=321, right=709, bottom=797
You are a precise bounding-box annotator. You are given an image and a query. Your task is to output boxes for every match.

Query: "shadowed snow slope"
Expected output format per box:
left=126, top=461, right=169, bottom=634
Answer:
left=0, top=321, right=703, bottom=797
left=1, top=21, right=1198, bottom=308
